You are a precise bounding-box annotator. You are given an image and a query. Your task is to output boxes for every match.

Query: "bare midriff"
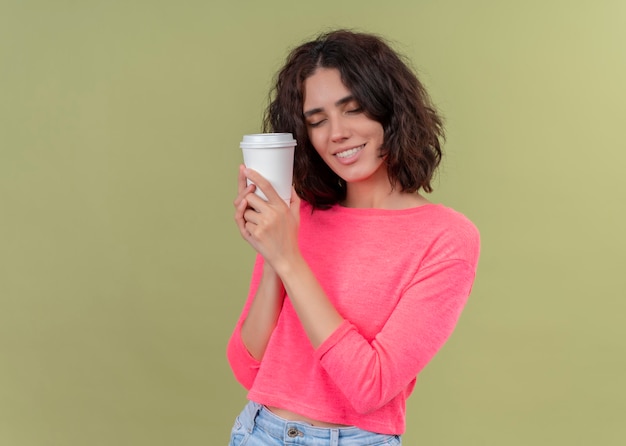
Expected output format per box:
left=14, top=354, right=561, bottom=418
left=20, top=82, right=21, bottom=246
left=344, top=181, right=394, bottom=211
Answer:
left=266, top=406, right=351, bottom=428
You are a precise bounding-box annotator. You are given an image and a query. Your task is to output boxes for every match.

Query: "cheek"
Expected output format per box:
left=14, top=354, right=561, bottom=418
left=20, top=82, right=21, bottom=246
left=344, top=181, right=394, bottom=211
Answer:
left=308, top=130, right=327, bottom=155
left=372, top=123, right=385, bottom=142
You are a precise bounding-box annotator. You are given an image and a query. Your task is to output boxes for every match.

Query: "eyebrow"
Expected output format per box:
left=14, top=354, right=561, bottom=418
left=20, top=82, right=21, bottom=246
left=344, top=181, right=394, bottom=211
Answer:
left=303, top=95, right=355, bottom=118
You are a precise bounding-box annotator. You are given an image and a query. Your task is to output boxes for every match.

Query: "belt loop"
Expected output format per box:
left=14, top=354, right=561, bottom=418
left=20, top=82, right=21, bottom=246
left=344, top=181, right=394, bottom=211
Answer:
left=330, top=428, right=339, bottom=446
left=246, top=401, right=263, bottom=434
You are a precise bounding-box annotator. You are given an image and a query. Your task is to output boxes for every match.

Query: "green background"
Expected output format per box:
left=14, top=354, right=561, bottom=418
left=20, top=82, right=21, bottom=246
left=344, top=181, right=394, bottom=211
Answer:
left=1, top=0, right=625, bottom=444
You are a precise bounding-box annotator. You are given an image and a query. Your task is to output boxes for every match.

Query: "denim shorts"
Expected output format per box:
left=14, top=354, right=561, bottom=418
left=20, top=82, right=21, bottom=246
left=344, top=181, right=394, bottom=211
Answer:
left=228, top=401, right=401, bottom=445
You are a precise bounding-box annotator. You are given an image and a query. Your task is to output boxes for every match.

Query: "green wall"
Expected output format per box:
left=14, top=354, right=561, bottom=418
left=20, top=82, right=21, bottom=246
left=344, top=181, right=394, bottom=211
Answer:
left=1, top=1, right=625, bottom=444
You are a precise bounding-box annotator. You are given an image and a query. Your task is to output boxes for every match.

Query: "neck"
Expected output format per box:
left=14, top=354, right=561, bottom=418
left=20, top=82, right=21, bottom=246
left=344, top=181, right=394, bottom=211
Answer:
left=343, top=181, right=430, bottom=210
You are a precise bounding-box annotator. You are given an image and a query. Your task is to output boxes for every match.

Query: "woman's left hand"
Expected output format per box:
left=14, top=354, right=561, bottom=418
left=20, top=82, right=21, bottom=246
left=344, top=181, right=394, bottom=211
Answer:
left=235, top=167, right=301, bottom=272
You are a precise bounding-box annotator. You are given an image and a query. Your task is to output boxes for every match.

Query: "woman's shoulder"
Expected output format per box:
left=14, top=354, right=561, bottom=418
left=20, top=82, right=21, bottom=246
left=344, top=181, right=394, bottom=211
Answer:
left=427, top=203, right=479, bottom=235
left=421, top=204, right=481, bottom=266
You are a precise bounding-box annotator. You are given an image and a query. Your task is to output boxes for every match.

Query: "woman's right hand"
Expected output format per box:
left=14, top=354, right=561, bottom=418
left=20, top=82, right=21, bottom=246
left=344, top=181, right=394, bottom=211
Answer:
left=233, top=164, right=301, bottom=274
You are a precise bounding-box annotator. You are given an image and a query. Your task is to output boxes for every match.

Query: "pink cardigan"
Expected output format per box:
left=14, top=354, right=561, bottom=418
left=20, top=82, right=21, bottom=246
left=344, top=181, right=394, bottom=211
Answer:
left=227, top=202, right=480, bottom=434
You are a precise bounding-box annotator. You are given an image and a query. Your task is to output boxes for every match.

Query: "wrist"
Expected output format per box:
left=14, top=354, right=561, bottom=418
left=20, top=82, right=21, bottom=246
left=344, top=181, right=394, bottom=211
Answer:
left=272, top=251, right=305, bottom=281
left=261, top=262, right=285, bottom=296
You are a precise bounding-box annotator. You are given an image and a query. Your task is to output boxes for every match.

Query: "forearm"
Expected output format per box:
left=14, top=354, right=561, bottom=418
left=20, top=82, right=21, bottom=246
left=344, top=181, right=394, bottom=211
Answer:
left=240, top=264, right=286, bottom=360
left=316, top=260, right=477, bottom=413
left=275, top=254, right=344, bottom=349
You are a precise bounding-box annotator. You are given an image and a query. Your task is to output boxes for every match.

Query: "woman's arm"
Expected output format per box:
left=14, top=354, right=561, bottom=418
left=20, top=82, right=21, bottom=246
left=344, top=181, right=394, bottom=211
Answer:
left=232, top=165, right=286, bottom=361
left=272, top=253, right=344, bottom=349
left=313, top=259, right=477, bottom=414
left=239, top=168, right=344, bottom=349
left=240, top=263, right=285, bottom=359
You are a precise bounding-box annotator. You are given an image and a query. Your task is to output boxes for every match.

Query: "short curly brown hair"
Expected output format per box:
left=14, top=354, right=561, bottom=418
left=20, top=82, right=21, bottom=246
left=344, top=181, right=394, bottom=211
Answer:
left=264, top=29, right=444, bottom=209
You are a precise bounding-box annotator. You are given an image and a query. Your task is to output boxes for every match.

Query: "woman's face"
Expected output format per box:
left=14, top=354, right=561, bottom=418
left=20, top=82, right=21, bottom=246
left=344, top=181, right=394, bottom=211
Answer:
left=302, top=68, right=386, bottom=188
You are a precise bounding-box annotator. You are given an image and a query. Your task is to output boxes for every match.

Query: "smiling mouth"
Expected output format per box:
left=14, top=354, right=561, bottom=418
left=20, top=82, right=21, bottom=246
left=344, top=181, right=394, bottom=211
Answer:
left=335, top=144, right=365, bottom=159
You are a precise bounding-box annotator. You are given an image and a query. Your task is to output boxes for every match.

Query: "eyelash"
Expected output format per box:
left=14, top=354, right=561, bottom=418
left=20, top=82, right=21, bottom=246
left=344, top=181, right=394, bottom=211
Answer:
left=307, top=107, right=363, bottom=128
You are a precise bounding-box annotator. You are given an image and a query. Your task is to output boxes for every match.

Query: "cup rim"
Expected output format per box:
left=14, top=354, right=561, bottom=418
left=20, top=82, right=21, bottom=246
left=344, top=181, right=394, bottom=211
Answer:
left=240, top=133, right=296, bottom=149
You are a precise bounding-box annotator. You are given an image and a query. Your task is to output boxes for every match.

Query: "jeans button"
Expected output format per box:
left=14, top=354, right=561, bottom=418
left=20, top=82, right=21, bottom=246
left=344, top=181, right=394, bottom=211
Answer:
left=287, top=427, right=300, bottom=438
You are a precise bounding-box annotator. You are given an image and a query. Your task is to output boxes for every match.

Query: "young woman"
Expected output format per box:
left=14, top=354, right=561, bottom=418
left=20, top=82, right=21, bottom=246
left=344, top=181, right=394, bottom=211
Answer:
left=227, top=29, right=480, bottom=445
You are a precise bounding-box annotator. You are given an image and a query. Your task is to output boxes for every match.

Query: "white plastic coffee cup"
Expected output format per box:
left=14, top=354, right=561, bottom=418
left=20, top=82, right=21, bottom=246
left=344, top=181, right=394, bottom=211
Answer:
left=240, top=133, right=296, bottom=206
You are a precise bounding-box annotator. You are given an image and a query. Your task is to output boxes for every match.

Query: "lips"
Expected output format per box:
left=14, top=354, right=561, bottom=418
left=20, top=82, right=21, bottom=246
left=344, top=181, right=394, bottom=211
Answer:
left=335, top=144, right=364, bottom=159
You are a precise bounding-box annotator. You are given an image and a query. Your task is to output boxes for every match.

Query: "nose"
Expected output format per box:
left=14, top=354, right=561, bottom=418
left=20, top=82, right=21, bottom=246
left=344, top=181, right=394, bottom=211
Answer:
left=329, top=115, right=350, bottom=143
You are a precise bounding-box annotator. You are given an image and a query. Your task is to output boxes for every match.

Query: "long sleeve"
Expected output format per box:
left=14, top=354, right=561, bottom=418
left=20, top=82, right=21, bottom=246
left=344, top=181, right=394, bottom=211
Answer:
left=225, top=255, right=264, bottom=389
left=314, top=259, right=476, bottom=414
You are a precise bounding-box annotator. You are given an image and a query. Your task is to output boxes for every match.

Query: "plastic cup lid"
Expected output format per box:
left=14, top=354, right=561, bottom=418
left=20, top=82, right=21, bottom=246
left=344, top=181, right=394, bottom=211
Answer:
left=240, top=133, right=297, bottom=149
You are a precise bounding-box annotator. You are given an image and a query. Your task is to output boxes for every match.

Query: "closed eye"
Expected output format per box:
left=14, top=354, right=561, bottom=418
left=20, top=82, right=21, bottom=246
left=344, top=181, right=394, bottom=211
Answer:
left=306, top=118, right=326, bottom=128
left=346, top=106, right=363, bottom=114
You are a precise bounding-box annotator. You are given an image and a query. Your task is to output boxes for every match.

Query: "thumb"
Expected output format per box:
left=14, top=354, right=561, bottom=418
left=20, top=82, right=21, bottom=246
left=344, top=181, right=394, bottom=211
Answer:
left=289, top=187, right=301, bottom=217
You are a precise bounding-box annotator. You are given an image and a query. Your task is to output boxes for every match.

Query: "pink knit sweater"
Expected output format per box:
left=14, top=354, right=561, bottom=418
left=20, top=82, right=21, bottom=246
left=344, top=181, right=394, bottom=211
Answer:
left=227, top=201, right=480, bottom=434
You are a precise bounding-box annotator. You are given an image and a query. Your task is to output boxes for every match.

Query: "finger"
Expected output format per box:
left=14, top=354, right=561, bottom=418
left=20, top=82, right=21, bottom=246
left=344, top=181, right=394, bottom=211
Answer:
left=243, top=188, right=270, bottom=213
left=235, top=199, right=257, bottom=240
left=243, top=207, right=262, bottom=226
left=234, top=198, right=248, bottom=229
left=234, top=183, right=256, bottom=209
left=237, top=164, right=251, bottom=197
left=243, top=220, right=258, bottom=240
left=237, top=164, right=248, bottom=194
left=244, top=168, right=284, bottom=205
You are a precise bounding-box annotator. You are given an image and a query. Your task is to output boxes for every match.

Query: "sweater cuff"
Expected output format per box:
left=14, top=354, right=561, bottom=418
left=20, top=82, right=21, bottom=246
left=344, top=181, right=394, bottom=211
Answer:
left=314, top=319, right=354, bottom=360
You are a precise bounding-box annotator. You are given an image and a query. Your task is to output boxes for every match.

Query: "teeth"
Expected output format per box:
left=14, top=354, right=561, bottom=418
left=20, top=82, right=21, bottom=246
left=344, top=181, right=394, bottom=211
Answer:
left=336, top=145, right=364, bottom=158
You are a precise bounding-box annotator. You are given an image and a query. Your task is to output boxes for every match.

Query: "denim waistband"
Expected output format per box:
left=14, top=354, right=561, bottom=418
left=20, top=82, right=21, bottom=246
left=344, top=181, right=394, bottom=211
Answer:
left=239, top=400, right=400, bottom=444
